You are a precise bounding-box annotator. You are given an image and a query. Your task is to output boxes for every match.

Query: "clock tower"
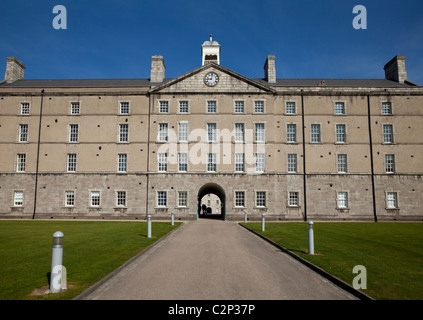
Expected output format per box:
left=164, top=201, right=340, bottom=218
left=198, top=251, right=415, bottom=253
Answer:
left=202, top=34, right=221, bottom=65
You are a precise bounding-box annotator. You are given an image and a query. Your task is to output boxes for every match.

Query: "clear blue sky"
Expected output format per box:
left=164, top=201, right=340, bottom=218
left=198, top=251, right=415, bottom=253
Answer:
left=1, top=0, right=422, bottom=83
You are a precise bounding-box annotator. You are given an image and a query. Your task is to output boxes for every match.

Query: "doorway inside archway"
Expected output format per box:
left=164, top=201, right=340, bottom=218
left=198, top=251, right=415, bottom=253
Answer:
left=197, top=183, right=226, bottom=220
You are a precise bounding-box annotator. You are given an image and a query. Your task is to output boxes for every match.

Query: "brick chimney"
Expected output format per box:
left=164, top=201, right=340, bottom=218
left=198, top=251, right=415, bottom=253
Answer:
left=384, top=55, right=407, bottom=84
left=4, top=56, right=25, bottom=83
left=150, top=55, right=166, bottom=83
left=264, top=55, right=276, bottom=84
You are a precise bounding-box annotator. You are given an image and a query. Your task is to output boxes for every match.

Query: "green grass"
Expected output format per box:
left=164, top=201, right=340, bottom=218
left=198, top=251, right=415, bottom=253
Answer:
left=240, top=222, right=423, bottom=300
left=0, top=220, right=180, bottom=300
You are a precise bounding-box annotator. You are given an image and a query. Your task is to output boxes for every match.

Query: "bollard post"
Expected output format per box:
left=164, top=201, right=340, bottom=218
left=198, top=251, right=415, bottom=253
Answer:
left=244, top=212, right=247, bottom=223
left=308, top=221, right=314, bottom=255
left=147, top=215, right=152, bottom=238
left=261, top=214, right=265, bottom=232
left=50, top=231, right=64, bottom=293
left=171, top=211, right=174, bottom=226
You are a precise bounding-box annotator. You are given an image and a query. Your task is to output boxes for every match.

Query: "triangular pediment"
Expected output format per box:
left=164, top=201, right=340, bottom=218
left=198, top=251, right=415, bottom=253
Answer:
left=149, top=63, right=275, bottom=94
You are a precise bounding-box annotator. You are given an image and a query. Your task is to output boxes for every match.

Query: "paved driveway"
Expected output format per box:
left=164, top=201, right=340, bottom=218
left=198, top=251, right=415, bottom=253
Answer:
left=81, top=219, right=357, bottom=300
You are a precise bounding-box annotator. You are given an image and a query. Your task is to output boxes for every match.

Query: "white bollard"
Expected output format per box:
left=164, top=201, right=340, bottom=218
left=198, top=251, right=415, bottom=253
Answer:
left=147, top=215, right=152, bottom=238
left=50, top=231, right=64, bottom=293
left=244, top=212, right=247, bottom=223
left=261, top=214, right=265, bottom=232
left=308, top=221, right=314, bottom=255
left=171, top=211, right=174, bottom=226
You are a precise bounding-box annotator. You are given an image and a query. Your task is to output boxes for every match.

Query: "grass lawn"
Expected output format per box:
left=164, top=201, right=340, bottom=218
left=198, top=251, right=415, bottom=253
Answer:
left=240, top=222, right=423, bottom=300
left=0, top=220, right=180, bottom=300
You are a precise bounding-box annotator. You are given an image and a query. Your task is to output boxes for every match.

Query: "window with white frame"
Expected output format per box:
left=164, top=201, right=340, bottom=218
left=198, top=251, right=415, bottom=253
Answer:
left=159, top=101, right=169, bottom=113
left=255, top=153, right=265, bottom=172
left=336, top=124, right=346, bottom=143
left=235, top=153, right=244, bottom=172
left=65, top=191, right=75, bottom=206
left=337, top=192, right=348, bottom=209
left=120, top=102, right=130, bottom=114
left=71, top=102, right=80, bottom=115
left=20, top=103, right=30, bottom=115
left=254, top=101, right=264, bottom=113
left=310, top=124, right=321, bottom=143
left=335, top=102, right=345, bottom=115
left=158, top=153, right=167, bottom=172
left=288, top=192, right=299, bottom=207
left=234, top=101, right=244, bottom=113
left=385, top=154, right=395, bottom=173
left=207, top=123, right=217, bottom=142
left=178, top=153, right=188, bottom=172
left=287, top=124, right=297, bottom=143
left=286, top=101, right=296, bottom=114
left=19, top=124, right=28, bottom=142
left=337, top=154, right=348, bottom=173
left=382, top=102, right=392, bottom=115
left=207, top=101, right=217, bottom=113
left=90, top=191, right=100, bottom=207
left=17, top=154, right=26, bottom=172
left=255, top=123, right=265, bottom=142
left=14, top=191, right=23, bottom=206
left=383, top=124, right=393, bottom=143
left=234, top=123, right=244, bottom=142
left=386, top=192, right=398, bottom=209
left=287, top=154, right=297, bottom=173
left=69, top=124, right=79, bottom=142
left=158, top=123, right=168, bottom=142
left=119, top=124, right=128, bottom=142
left=178, top=122, right=188, bottom=142
left=117, top=191, right=126, bottom=207
left=67, top=153, right=77, bottom=172
left=235, top=191, right=245, bottom=207
left=157, top=191, right=167, bottom=207
left=179, top=101, right=189, bottom=113
left=178, top=191, right=188, bottom=207
left=256, top=191, right=266, bottom=207
left=207, top=153, right=217, bottom=172
left=118, top=153, right=127, bottom=172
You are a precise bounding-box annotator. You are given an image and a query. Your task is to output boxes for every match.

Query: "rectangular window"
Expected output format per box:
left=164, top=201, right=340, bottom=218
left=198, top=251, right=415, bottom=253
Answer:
left=120, top=102, right=130, bottom=114
left=158, top=153, right=167, bottom=172
left=91, top=191, right=100, bottom=207
left=179, top=101, right=189, bottom=113
left=382, top=102, right=392, bottom=115
left=287, top=124, right=297, bottom=143
left=118, top=153, right=127, bottom=172
left=385, top=154, right=395, bottom=173
left=17, top=154, right=26, bottom=172
left=254, top=101, right=264, bottom=113
left=69, top=124, right=79, bottom=142
left=386, top=192, right=398, bottom=209
left=207, top=153, right=217, bottom=172
left=235, top=191, right=245, bottom=207
left=234, top=123, right=244, bottom=142
left=67, top=153, right=77, bottom=172
left=117, top=191, right=126, bottom=207
left=337, top=154, right=348, bottom=173
left=157, top=191, right=167, bottom=207
left=337, top=192, right=348, bottom=209
left=178, top=191, right=188, bottom=207
left=158, top=123, right=168, bottom=142
left=119, top=124, right=129, bottom=142
left=71, top=102, right=80, bottom=115
left=159, top=101, right=169, bottom=113
left=65, top=191, right=75, bottom=206
left=20, top=103, right=30, bottom=115
left=14, top=191, right=23, bottom=206
left=256, top=191, right=266, bottom=207
left=207, top=101, right=217, bottom=113
left=235, top=153, right=244, bottom=172
left=336, top=124, right=346, bottom=143
left=19, top=124, right=28, bottom=142
left=287, top=154, right=297, bottom=173
left=178, top=153, right=188, bottom=172
left=286, top=102, right=296, bottom=114
left=255, top=123, right=265, bottom=142
left=383, top=124, right=393, bottom=143
left=207, top=123, right=217, bottom=142
left=310, top=124, right=321, bottom=143
left=288, top=192, right=299, bottom=207
left=234, top=101, right=244, bottom=113
left=178, top=122, right=188, bottom=142
left=255, top=153, right=265, bottom=172
left=335, top=102, right=345, bottom=115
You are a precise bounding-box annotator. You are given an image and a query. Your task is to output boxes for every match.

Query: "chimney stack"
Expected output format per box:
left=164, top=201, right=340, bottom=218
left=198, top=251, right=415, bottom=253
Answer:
left=150, top=55, right=166, bottom=83
left=384, top=55, right=407, bottom=84
left=4, top=56, right=25, bottom=83
left=264, top=55, right=276, bottom=84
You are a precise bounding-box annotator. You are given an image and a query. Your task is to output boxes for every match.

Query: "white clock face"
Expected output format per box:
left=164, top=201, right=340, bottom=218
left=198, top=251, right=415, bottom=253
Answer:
left=204, top=72, right=219, bottom=86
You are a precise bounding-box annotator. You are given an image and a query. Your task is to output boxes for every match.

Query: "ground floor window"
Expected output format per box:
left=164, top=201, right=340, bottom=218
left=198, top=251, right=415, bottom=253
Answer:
left=386, top=192, right=398, bottom=209
left=90, top=191, right=100, bottom=207
left=157, top=191, right=167, bottom=207
left=288, top=191, right=299, bottom=207
left=65, top=191, right=75, bottom=206
left=256, top=191, right=266, bottom=207
left=14, top=191, right=23, bottom=206
left=235, top=191, right=245, bottom=207
left=178, top=191, right=187, bottom=207
left=117, top=191, right=126, bottom=207
left=337, top=192, right=348, bottom=209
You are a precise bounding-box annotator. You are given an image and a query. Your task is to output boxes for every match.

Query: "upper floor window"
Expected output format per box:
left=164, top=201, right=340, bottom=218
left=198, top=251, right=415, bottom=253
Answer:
left=179, top=101, right=189, bottom=113
left=69, top=124, right=79, bottom=142
left=310, top=124, right=321, bottom=143
left=207, top=101, right=217, bottom=113
left=385, top=154, right=395, bottom=173
left=235, top=153, right=245, bottom=172
left=158, top=123, right=168, bottom=142
left=287, top=154, right=297, bottom=173
left=254, top=101, right=264, bottom=113
left=119, top=124, right=129, bottom=142
left=67, top=153, right=77, bottom=172
left=20, top=103, right=30, bottom=115
left=17, top=154, right=26, bottom=172
left=178, top=153, right=188, bottom=172
left=159, top=101, right=169, bottom=113
left=255, top=123, right=265, bottom=142
left=287, top=124, right=297, bottom=143
left=255, top=153, right=265, bottom=172
left=118, top=153, right=127, bottom=172
left=178, top=122, right=188, bottom=142
left=382, top=102, right=392, bottom=115
left=207, top=123, right=217, bottom=142
left=337, top=154, right=348, bottom=173
left=234, top=101, right=244, bottom=113
left=71, top=102, right=80, bottom=115
left=335, top=102, right=345, bottom=115
left=120, top=102, right=130, bottom=114
left=207, top=153, right=217, bottom=172
left=234, top=123, right=245, bottom=142
left=19, top=124, right=28, bottom=142
left=383, top=124, right=394, bottom=143
left=158, top=153, right=168, bottom=172
left=285, top=101, right=296, bottom=114
left=336, top=124, right=346, bottom=143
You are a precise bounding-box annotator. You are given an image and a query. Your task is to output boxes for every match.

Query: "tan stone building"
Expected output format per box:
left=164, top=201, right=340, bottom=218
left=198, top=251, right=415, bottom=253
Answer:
left=1, top=38, right=422, bottom=221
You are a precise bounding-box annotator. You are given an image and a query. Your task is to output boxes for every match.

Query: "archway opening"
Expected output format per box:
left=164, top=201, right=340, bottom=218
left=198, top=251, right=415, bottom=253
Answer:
left=197, top=183, right=226, bottom=220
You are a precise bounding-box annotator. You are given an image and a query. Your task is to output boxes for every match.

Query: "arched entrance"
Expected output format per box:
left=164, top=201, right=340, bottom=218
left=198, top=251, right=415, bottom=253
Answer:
left=197, top=183, right=226, bottom=220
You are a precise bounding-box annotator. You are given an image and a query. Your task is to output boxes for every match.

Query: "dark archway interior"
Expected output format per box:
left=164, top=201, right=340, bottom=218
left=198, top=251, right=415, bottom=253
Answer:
left=197, top=183, right=226, bottom=220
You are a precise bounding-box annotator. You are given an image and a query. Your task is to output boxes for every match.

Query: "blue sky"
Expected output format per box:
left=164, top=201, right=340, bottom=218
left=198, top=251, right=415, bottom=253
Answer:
left=1, top=0, right=422, bottom=83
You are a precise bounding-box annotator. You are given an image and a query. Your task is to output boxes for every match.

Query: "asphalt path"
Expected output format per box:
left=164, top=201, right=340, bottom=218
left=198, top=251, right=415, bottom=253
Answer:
left=82, top=219, right=357, bottom=300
